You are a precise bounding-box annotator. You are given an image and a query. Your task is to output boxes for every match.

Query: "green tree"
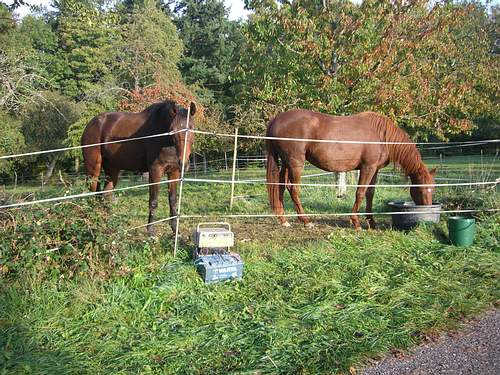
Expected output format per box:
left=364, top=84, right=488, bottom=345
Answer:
left=114, top=0, right=183, bottom=91
left=174, top=0, right=244, bottom=105
left=238, top=0, right=499, bottom=140
left=0, top=2, right=15, bottom=33
left=55, top=0, right=119, bottom=99
left=0, top=111, right=25, bottom=175
left=18, top=14, right=65, bottom=91
left=467, top=4, right=500, bottom=141
left=22, top=91, right=80, bottom=180
left=0, top=6, right=52, bottom=112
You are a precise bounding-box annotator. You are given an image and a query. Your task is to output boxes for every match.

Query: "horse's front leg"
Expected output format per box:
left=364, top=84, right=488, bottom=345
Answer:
left=167, top=168, right=180, bottom=233
left=351, top=166, right=377, bottom=230
left=147, top=167, right=162, bottom=238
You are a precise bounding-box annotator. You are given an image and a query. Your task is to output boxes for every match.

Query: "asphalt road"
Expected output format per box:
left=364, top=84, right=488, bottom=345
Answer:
left=361, top=309, right=500, bottom=375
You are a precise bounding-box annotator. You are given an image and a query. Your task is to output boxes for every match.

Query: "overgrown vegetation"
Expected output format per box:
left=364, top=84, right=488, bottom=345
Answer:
left=1, top=157, right=498, bottom=374
left=1, top=0, right=499, bottom=373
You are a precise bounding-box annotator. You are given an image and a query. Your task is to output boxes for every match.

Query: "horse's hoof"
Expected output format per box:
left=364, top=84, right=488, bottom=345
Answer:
left=104, top=194, right=117, bottom=203
left=281, top=221, right=291, bottom=227
left=351, top=221, right=362, bottom=231
left=305, top=222, right=315, bottom=228
left=148, top=235, right=159, bottom=242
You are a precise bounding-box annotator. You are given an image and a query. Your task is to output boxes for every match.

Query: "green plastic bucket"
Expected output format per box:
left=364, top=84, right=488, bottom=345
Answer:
left=448, top=216, right=475, bottom=247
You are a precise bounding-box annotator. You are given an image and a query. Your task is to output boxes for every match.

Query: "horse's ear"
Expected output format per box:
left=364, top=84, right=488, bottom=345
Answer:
left=168, top=102, right=177, bottom=117
left=189, top=102, right=196, bottom=116
left=429, top=167, right=437, bottom=176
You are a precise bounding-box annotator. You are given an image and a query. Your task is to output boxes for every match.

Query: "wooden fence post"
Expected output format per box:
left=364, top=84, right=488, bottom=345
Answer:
left=14, top=171, right=17, bottom=191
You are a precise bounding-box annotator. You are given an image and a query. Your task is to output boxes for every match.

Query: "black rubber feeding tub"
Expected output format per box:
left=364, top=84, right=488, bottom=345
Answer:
left=387, top=201, right=442, bottom=230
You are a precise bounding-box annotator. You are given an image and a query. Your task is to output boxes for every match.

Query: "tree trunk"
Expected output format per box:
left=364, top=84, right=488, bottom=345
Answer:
left=44, top=158, right=57, bottom=181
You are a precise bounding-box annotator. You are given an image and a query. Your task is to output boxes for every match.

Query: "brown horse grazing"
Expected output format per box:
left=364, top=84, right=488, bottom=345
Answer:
left=81, top=101, right=196, bottom=236
left=266, top=110, right=436, bottom=230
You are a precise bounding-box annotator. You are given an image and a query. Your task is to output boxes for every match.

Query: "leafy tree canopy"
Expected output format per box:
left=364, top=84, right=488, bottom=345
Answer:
left=54, top=0, right=120, bottom=99
left=114, top=0, right=184, bottom=91
left=239, top=0, right=499, bottom=140
left=174, top=0, right=244, bottom=106
left=22, top=90, right=80, bottom=155
left=0, top=111, right=25, bottom=175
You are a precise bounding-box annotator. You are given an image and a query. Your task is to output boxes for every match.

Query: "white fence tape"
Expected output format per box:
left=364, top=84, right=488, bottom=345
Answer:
left=1, top=127, right=498, bottom=160
left=0, top=129, right=186, bottom=160
left=184, top=177, right=499, bottom=188
left=0, top=178, right=181, bottom=209
left=182, top=208, right=500, bottom=219
left=192, top=129, right=500, bottom=147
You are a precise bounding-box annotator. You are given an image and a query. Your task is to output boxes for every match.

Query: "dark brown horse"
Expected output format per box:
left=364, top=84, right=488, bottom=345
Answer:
left=81, top=101, right=196, bottom=236
left=266, top=110, right=436, bottom=229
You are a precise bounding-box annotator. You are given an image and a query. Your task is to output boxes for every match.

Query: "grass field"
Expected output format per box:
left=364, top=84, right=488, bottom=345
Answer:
left=1, top=154, right=499, bottom=374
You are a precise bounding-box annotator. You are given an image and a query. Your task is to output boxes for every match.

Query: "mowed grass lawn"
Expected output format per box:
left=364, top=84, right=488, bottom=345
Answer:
left=1, top=154, right=499, bottom=374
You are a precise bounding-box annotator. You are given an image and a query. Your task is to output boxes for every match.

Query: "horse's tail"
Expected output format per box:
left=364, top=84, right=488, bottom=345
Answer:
left=81, top=115, right=104, bottom=192
left=266, top=138, right=281, bottom=215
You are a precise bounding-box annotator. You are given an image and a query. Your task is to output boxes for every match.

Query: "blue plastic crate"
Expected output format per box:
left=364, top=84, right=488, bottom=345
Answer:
left=194, top=253, right=244, bottom=283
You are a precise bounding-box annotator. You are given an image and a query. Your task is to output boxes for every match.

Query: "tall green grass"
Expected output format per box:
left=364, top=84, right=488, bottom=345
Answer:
left=1, top=156, right=499, bottom=374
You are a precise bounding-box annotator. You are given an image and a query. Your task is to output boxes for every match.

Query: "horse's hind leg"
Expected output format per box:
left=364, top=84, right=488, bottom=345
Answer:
left=278, top=165, right=290, bottom=227
left=365, top=171, right=378, bottom=229
left=351, top=165, right=378, bottom=230
left=103, top=165, right=120, bottom=201
left=83, top=148, right=102, bottom=193
left=287, top=164, right=312, bottom=227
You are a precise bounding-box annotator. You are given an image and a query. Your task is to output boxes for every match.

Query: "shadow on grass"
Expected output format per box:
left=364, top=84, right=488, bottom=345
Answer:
left=312, top=216, right=393, bottom=231
left=432, top=225, right=451, bottom=245
left=0, top=323, right=85, bottom=375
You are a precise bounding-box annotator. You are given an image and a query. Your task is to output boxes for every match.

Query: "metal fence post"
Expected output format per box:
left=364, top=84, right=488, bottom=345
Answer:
left=336, top=172, right=347, bottom=198
left=173, top=105, right=191, bottom=257
left=229, top=128, right=239, bottom=210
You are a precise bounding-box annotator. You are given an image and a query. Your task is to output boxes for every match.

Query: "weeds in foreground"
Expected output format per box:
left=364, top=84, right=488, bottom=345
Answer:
left=0, top=158, right=499, bottom=374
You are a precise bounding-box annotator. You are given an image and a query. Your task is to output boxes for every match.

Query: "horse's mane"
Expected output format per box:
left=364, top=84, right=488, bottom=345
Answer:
left=143, top=101, right=190, bottom=118
left=143, top=101, right=173, bottom=114
left=366, top=112, right=424, bottom=175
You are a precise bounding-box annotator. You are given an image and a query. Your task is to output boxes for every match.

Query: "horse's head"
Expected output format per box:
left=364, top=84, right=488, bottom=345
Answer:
left=409, top=166, right=436, bottom=205
left=163, top=101, right=197, bottom=171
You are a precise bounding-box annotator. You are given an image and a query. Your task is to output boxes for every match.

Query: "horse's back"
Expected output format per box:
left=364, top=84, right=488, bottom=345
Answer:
left=268, top=109, right=381, bottom=140
left=268, top=109, right=320, bottom=135
left=267, top=109, right=390, bottom=171
left=81, top=111, right=150, bottom=171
